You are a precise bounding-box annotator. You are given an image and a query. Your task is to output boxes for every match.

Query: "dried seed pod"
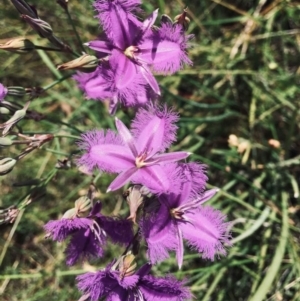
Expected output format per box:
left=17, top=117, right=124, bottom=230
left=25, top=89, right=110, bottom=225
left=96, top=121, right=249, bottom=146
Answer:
left=0, top=38, right=35, bottom=54
left=62, top=208, right=77, bottom=219
left=174, top=8, right=190, bottom=30
left=75, top=196, right=92, bottom=218
left=0, top=158, right=17, bottom=175
left=57, top=54, right=99, bottom=73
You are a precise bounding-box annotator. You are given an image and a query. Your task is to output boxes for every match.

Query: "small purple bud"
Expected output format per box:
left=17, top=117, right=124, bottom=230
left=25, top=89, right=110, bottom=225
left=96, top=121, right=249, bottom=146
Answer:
left=0, top=83, right=8, bottom=101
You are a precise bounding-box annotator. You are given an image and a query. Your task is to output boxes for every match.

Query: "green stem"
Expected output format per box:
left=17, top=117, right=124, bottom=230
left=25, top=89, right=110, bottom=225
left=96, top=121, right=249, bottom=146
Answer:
left=65, top=7, right=85, bottom=53
left=34, top=45, right=68, bottom=52
left=42, top=73, right=74, bottom=91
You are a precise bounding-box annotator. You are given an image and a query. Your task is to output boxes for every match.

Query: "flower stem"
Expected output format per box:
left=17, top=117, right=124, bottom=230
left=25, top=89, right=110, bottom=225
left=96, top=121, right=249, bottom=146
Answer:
left=42, top=73, right=74, bottom=91
left=65, top=7, right=85, bottom=53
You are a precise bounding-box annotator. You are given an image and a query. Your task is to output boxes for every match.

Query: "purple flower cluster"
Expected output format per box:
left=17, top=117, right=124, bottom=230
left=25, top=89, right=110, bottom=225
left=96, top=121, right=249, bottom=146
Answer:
left=43, top=1, right=232, bottom=300
left=44, top=202, right=133, bottom=266
left=74, top=0, right=193, bottom=113
left=77, top=261, right=191, bottom=301
left=77, top=105, right=231, bottom=269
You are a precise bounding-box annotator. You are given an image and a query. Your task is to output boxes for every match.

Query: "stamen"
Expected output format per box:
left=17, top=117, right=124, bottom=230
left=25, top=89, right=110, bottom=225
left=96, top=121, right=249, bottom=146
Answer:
left=124, top=45, right=138, bottom=59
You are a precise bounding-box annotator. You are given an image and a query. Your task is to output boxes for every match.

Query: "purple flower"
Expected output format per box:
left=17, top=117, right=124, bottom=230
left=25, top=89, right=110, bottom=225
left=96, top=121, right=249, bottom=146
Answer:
left=139, top=22, right=193, bottom=75
left=74, top=62, right=152, bottom=114
left=141, top=187, right=231, bottom=268
left=77, top=261, right=192, bottom=301
left=0, top=83, right=8, bottom=101
left=44, top=202, right=133, bottom=265
left=75, top=0, right=193, bottom=112
left=77, top=106, right=190, bottom=193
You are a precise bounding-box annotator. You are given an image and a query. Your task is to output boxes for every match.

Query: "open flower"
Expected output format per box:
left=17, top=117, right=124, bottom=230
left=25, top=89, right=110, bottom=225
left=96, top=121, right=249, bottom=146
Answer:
left=44, top=202, right=133, bottom=265
left=78, top=106, right=190, bottom=193
left=77, top=256, right=191, bottom=301
left=75, top=0, right=193, bottom=112
left=141, top=187, right=231, bottom=268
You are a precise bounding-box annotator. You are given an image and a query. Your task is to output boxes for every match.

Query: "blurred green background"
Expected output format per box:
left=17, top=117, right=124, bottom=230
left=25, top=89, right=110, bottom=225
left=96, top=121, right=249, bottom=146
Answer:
left=0, top=0, right=300, bottom=300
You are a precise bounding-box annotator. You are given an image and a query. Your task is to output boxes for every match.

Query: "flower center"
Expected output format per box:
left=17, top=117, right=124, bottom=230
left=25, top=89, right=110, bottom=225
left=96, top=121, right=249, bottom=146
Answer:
left=170, top=208, right=184, bottom=220
left=135, top=152, right=148, bottom=168
left=124, top=45, right=138, bottom=59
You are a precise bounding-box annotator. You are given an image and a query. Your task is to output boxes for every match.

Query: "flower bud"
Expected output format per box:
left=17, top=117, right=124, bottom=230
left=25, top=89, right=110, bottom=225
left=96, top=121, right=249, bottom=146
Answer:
left=0, top=101, right=29, bottom=135
left=0, top=137, right=13, bottom=147
left=57, top=54, right=99, bottom=72
left=115, top=253, right=137, bottom=278
left=174, top=8, right=190, bottom=30
left=62, top=208, right=77, bottom=219
left=0, top=158, right=17, bottom=175
left=0, top=205, right=19, bottom=225
left=11, top=0, right=39, bottom=18
left=0, top=38, right=35, bottom=54
left=126, top=185, right=144, bottom=223
left=22, top=15, right=53, bottom=38
left=0, top=83, right=8, bottom=101
left=0, top=107, right=10, bottom=115
left=161, top=14, right=173, bottom=25
left=7, top=86, right=26, bottom=97
left=75, top=196, right=92, bottom=218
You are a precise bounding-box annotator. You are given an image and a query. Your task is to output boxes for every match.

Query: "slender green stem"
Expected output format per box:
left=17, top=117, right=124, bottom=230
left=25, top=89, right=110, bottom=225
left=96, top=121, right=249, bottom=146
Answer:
left=34, top=45, right=69, bottom=52
left=42, top=73, right=74, bottom=91
left=65, top=7, right=85, bottom=53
